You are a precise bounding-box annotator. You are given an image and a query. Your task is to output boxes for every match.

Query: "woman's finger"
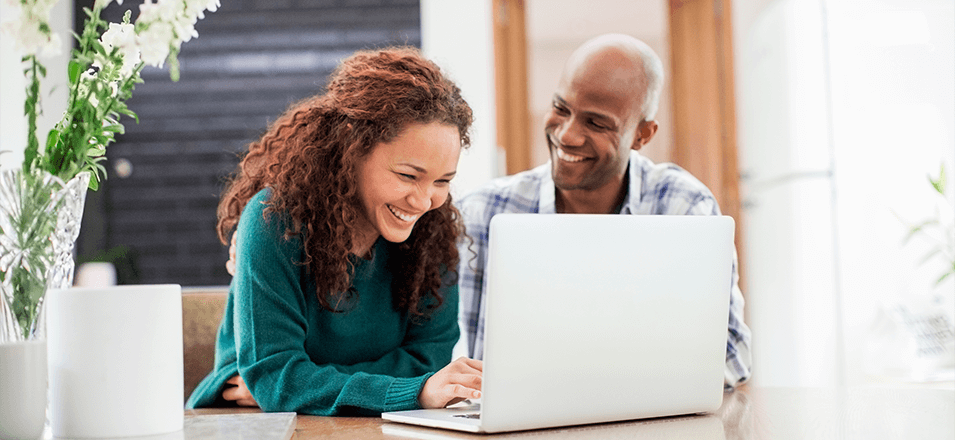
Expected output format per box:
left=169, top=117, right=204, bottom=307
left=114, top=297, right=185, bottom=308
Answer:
left=449, top=383, right=482, bottom=400
left=222, top=386, right=244, bottom=401
left=226, top=232, right=238, bottom=276
left=448, top=372, right=482, bottom=390
left=460, top=357, right=483, bottom=372
left=236, top=398, right=258, bottom=407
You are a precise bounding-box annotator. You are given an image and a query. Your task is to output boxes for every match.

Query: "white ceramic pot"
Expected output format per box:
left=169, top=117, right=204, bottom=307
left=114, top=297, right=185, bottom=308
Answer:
left=46, top=284, right=184, bottom=438
left=0, top=340, right=47, bottom=440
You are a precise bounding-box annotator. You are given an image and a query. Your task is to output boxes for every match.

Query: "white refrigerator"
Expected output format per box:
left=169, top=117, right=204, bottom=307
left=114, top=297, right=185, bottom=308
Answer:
left=737, top=0, right=955, bottom=387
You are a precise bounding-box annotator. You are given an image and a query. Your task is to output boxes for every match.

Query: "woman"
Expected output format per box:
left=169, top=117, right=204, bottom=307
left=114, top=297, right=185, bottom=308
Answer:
left=186, top=47, right=482, bottom=415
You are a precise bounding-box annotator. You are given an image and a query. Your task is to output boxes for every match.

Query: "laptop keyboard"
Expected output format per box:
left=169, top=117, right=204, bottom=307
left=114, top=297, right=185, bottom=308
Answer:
left=453, top=413, right=481, bottom=419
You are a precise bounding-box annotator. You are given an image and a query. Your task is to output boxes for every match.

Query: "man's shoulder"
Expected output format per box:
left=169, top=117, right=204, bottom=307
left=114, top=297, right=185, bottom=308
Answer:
left=457, top=165, right=547, bottom=213
left=636, top=155, right=713, bottom=196
left=630, top=154, right=718, bottom=214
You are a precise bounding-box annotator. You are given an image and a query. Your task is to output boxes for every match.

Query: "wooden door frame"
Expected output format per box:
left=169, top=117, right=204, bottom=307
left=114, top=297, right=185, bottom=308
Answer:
left=492, top=0, right=532, bottom=175
left=668, top=0, right=745, bottom=290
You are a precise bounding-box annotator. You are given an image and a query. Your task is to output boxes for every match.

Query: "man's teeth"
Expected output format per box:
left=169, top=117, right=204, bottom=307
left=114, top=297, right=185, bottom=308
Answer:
left=388, top=205, right=417, bottom=222
left=557, top=148, right=586, bottom=163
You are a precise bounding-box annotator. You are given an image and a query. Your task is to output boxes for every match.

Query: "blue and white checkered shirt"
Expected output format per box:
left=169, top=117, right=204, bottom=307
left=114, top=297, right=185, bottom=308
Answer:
left=455, top=151, right=752, bottom=388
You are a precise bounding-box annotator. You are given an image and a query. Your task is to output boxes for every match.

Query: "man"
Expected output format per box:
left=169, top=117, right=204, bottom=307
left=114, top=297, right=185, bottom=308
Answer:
left=455, top=33, right=752, bottom=389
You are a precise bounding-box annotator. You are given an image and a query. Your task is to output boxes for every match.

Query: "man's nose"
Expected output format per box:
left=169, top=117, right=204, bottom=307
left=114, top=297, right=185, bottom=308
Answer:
left=555, top=118, right=585, bottom=147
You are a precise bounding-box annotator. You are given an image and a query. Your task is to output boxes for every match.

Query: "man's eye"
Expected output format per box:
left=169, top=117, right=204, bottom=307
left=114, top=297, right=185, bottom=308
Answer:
left=553, top=104, right=569, bottom=115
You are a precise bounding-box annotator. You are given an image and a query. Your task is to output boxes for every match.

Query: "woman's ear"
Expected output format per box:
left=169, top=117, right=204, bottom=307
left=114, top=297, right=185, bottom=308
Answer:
left=631, top=120, right=659, bottom=151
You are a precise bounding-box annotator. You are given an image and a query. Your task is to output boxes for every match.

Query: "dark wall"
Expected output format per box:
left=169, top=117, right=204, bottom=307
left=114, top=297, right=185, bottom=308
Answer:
left=76, top=0, right=421, bottom=286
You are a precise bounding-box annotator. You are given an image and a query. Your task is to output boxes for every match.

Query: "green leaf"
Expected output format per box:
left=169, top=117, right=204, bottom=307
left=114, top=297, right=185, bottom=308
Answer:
left=936, top=270, right=953, bottom=286
left=45, top=129, right=61, bottom=151
left=903, top=220, right=939, bottom=244
left=168, top=49, right=181, bottom=82
left=919, top=247, right=942, bottom=265
left=102, top=124, right=124, bottom=134
left=69, top=60, right=83, bottom=83
left=929, top=163, right=947, bottom=196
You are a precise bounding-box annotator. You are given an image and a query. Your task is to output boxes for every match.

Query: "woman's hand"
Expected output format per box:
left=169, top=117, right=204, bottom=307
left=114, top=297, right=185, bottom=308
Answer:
left=222, top=375, right=259, bottom=407
left=418, top=357, right=483, bottom=409
left=225, top=232, right=237, bottom=276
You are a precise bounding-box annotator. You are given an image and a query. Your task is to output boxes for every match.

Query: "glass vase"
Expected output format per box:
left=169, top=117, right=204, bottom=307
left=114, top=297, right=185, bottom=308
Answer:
left=0, top=168, right=89, bottom=343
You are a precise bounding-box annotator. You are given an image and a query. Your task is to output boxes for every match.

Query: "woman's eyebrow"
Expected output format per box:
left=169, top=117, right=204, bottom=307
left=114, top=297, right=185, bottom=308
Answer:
left=397, top=163, right=457, bottom=178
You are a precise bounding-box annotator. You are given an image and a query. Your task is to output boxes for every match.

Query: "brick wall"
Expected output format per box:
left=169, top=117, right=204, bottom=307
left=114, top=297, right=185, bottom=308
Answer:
left=76, top=0, right=421, bottom=286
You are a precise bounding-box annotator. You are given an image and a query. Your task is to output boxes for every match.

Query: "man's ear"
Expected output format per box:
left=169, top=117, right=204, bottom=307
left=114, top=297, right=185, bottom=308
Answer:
left=631, top=120, right=659, bottom=151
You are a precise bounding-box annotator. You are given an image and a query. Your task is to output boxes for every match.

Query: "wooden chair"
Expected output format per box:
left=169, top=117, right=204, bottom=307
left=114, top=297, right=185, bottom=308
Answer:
left=181, top=287, right=228, bottom=404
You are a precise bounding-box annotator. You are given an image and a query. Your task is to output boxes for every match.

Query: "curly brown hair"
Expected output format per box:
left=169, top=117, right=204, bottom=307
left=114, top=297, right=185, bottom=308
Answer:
left=217, top=47, right=473, bottom=317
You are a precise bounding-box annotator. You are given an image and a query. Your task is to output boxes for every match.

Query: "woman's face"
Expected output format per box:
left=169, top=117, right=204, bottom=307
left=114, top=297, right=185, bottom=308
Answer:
left=353, top=122, right=462, bottom=255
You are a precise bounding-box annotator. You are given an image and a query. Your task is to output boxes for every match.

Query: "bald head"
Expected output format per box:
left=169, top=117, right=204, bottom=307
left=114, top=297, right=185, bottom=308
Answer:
left=561, top=34, right=665, bottom=122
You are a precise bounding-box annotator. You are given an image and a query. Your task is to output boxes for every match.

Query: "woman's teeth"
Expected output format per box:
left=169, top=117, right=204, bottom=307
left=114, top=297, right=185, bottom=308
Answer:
left=388, top=205, right=417, bottom=222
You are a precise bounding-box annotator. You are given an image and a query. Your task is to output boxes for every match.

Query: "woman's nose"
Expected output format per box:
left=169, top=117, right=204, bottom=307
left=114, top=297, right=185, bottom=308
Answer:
left=407, top=185, right=433, bottom=211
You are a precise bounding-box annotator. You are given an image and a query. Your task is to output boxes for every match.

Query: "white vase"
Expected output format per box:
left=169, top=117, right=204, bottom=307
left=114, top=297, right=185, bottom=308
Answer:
left=46, top=284, right=184, bottom=439
left=0, top=339, right=47, bottom=440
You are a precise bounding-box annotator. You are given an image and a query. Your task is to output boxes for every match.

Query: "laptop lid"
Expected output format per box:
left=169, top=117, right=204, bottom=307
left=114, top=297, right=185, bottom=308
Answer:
left=383, top=213, right=735, bottom=433
left=478, top=213, right=735, bottom=433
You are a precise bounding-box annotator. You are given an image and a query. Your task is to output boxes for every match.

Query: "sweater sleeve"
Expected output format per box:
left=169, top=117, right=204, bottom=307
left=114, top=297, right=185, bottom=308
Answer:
left=232, top=194, right=433, bottom=416
left=334, top=280, right=460, bottom=377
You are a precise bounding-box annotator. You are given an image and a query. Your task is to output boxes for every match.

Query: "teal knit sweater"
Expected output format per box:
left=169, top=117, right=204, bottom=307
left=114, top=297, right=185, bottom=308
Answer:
left=186, top=189, right=459, bottom=415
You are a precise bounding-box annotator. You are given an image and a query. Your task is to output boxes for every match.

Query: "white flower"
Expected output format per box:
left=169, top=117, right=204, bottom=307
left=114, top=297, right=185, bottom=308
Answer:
left=1, top=0, right=60, bottom=57
left=99, top=22, right=140, bottom=77
left=38, top=32, right=62, bottom=57
left=94, top=0, right=123, bottom=9
left=170, top=14, right=199, bottom=44
left=184, top=0, right=220, bottom=20
left=138, top=0, right=180, bottom=24
left=137, top=21, right=174, bottom=67
left=79, top=69, right=100, bottom=108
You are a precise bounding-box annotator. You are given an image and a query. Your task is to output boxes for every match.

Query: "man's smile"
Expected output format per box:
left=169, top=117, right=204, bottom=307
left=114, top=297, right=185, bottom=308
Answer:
left=556, top=148, right=588, bottom=163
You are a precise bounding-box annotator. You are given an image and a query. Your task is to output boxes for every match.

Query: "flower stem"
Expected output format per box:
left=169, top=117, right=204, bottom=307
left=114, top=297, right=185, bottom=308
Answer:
left=22, top=55, right=42, bottom=175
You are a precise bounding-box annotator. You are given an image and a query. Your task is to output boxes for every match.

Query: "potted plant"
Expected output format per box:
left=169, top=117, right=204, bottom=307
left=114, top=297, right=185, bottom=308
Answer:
left=0, top=1, right=218, bottom=437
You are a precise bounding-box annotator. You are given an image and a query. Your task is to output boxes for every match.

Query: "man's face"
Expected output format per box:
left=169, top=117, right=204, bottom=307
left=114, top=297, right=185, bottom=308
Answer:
left=544, top=52, right=645, bottom=193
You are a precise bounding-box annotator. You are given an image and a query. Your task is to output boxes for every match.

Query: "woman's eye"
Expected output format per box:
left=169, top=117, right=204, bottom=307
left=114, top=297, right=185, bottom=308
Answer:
left=553, top=104, right=569, bottom=115
left=435, top=179, right=451, bottom=186
left=398, top=173, right=416, bottom=180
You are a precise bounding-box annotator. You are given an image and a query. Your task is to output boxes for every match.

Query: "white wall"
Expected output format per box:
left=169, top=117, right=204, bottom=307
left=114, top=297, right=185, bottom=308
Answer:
left=735, top=0, right=955, bottom=388
left=420, top=0, right=499, bottom=200
left=0, top=0, right=73, bottom=171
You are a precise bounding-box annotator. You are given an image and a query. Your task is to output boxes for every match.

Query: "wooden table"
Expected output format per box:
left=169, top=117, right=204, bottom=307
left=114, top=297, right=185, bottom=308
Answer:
left=185, top=386, right=955, bottom=439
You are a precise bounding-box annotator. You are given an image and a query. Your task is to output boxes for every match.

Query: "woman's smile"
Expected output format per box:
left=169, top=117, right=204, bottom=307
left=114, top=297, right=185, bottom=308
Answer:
left=387, top=204, right=419, bottom=223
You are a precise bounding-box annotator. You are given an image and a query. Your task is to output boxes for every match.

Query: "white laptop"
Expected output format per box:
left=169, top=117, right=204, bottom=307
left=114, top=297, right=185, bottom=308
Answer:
left=382, top=213, right=736, bottom=434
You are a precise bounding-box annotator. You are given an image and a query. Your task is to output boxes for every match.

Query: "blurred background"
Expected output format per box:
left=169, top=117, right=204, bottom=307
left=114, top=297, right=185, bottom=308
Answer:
left=1, top=0, right=952, bottom=390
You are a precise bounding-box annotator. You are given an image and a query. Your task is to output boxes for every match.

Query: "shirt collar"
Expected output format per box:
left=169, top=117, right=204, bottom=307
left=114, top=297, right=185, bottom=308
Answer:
left=538, top=162, right=557, bottom=214
left=620, top=151, right=644, bottom=214
left=539, top=151, right=644, bottom=215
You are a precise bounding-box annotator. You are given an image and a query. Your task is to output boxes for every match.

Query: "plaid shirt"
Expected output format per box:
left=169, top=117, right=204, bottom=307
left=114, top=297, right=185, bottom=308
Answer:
left=455, top=151, right=752, bottom=388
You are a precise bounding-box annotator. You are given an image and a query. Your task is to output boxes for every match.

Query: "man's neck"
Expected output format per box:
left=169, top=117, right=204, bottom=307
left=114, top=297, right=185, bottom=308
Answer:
left=555, top=175, right=629, bottom=214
